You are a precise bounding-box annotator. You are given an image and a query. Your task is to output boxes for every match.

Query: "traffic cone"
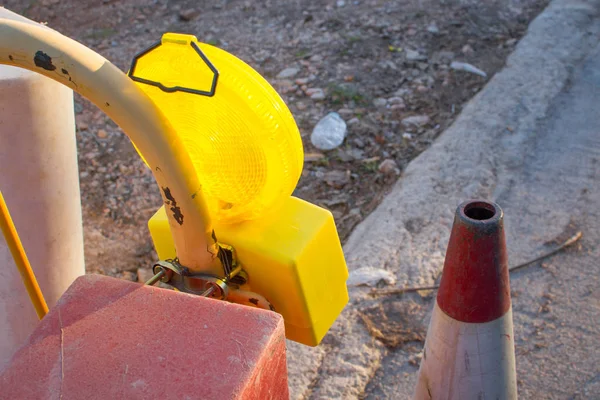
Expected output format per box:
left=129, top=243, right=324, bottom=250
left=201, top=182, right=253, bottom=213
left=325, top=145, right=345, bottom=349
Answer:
left=414, top=200, right=517, bottom=400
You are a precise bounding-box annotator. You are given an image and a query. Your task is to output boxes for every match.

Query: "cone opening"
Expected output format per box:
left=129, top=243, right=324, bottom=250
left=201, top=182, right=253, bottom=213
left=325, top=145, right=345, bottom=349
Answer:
left=463, top=201, right=496, bottom=221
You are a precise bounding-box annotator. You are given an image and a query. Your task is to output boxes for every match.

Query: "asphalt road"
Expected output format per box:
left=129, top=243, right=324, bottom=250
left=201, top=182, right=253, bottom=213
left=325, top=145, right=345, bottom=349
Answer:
left=498, top=40, right=600, bottom=399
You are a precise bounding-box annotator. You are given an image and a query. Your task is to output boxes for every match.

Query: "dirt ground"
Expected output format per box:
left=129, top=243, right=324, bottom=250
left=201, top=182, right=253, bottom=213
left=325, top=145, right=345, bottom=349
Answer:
left=6, top=0, right=547, bottom=280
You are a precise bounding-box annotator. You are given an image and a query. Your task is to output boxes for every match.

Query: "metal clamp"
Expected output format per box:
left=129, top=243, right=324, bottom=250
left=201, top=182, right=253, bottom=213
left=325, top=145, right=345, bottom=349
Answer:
left=145, top=258, right=244, bottom=300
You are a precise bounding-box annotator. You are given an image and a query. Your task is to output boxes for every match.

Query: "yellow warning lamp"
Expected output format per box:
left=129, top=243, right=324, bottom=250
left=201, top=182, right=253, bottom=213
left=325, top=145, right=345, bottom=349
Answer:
left=132, top=33, right=349, bottom=346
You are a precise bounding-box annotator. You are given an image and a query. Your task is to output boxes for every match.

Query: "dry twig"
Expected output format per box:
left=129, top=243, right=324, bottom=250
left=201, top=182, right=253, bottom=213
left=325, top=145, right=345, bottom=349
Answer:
left=370, top=231, right=583, bottom=297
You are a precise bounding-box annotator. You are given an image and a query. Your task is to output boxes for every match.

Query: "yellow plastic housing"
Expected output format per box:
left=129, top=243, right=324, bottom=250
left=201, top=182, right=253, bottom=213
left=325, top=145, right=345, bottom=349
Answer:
left=149, top=196, right=349, bottom=346
left=130, top=33, right=304, bottom=224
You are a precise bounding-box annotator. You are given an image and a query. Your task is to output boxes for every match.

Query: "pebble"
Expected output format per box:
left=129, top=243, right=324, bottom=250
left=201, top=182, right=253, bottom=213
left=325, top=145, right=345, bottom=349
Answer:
left=387, top=96, right=404, bottom=105
left=295, top=77, right=310, bottom=85
left=337, top=108, right=354, bottom=117
left=402, top=132, right=413, bottom=139
left=77, top=122, right=89, bottom=131
left=405, top=49, right=427, bottom=61
left=305, top=152, right=326, bottom=162
left=311, top=112, right=347, bottom=150
left=401, top=115, right=430, bottom=127
left=427, top=23, right=440, bottom=34
left=450, top=61, right=487, bottom=77
left=347, top=267, right=396, bottom=287
left=97, top=129, right=108, bottom=139
left=179, top=8, right=200, bottom=21
left=461, top=44, right=474, bottom=55
left=373, top=97, right=387, bottom=108
left=378, top=159, right=398, bottom=174
left=323, top=170, right=350, bottom=188
left=277, top=67, right=300, bottom=79
left=307, top=88, right=326, bottom=100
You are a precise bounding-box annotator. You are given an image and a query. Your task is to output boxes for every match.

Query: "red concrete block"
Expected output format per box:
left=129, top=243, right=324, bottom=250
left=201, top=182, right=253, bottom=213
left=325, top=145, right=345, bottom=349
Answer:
left=0, top=274, right=289, bottom=400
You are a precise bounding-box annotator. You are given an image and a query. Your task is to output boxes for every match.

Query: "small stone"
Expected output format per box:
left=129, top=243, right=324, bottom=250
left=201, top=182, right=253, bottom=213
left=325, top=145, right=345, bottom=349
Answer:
left=405, top=49, right=427, bottom=62
left=378, top=159, right=398, bottom=174
left=461, top=44, right=474, bottom=55
left=277, top=67, right=300, bottom=79
left=337, top=108, right=354, bottom=117
left=406, top=28, right=417, bottom=36
left=311, top=112, right=347, bottom=150
left=179, top=8, right=200, bottom=21
left=426, top=23, right=440, bottom=34
left=276, top=79, right=295, bottom=88
left=97, top=129, right=108, bottom=139
left=505, top=38, right=517, bottom=46
left=402, top=132, right=413, bottom=139
left=252, top=50, right=270, bottom=63
left=323, top=170, right=350, bottom=188
left=373, top=98, right=387, bottom=108
left=387, top=97, right=404, bottom=105
left=304, top=152, right=326, bottom=162
left=450, top=61, right=487, bottom=78
left=296, top=102, right=307, bottom=111
left=347, top=117, right=360, bottom=125
left=347, top=267, right=396, bottom=287
left=353, top=137, right=365, bottom=148
left=336, top=0, right=346, bottom=7
left=295, top=77, right=310, bottom=85
left=401, top=115, right=430, bottom=127
left=307, top=88, right=326, bottom=100
left=77, top=122, right=89, bottom=131
left=408, top=352, right=423, bottom=367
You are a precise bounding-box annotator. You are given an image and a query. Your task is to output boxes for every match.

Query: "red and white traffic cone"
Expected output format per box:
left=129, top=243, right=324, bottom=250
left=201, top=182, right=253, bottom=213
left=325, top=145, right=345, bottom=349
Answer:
left=414, top=200, right=517, bottom=400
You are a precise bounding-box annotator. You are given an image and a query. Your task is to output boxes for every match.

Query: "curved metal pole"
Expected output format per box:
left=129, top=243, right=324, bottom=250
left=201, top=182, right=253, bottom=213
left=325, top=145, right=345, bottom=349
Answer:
left=0, top=17, right=222, bottom=274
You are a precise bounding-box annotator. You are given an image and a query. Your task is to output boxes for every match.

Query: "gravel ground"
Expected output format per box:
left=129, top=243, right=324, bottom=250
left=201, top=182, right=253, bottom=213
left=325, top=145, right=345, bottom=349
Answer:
left=5, top=0, right=548, bottom=279
left=283, top=1, right=600, bottom=397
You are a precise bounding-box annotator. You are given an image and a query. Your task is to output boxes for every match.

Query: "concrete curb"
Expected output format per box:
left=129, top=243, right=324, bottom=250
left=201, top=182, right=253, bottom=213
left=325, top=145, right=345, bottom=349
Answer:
left=287, top=0, right=600, bottom=398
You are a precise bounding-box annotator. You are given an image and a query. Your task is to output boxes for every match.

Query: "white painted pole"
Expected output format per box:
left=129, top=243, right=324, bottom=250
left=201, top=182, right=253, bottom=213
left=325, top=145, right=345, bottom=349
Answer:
left=0, top=9, right=84, bottom=370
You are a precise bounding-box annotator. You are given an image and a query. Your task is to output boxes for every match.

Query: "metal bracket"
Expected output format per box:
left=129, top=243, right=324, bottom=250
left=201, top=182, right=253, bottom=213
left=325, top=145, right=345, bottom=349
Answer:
left=147, top=258, right=244, bottom=300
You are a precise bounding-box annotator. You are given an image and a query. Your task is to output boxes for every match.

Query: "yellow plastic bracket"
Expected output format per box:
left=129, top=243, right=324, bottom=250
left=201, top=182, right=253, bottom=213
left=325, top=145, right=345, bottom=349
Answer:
left=149, top=196, right=349, bottom=346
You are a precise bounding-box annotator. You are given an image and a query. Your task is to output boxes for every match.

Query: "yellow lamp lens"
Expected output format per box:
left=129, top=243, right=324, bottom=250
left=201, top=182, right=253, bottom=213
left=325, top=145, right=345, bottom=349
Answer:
left=129, top=33, right=303, bottom=223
